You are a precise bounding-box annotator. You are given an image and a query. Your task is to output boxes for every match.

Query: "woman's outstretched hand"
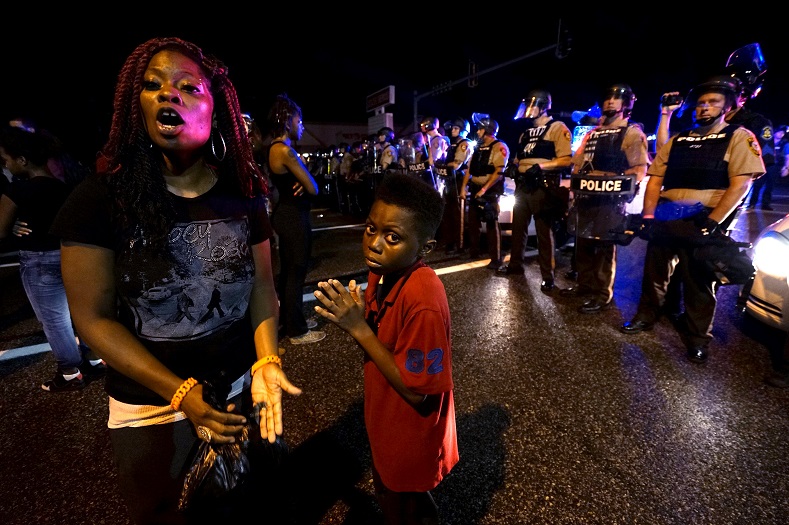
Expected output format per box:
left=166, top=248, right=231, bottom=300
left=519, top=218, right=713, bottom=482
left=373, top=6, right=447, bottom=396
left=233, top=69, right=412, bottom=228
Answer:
left=251, top=364, right=302, bottom=443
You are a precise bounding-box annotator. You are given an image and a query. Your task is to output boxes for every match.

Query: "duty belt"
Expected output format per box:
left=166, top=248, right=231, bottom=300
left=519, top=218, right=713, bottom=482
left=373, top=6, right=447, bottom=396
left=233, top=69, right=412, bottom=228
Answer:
left=538, top=173, right=561, bottom=187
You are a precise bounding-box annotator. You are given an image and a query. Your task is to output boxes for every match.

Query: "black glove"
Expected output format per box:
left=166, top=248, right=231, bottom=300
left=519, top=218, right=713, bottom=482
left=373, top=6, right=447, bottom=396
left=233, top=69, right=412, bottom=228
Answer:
left=699, top=217, right=719, bottom=237
left=638, top=217, right=655, bottom=240
left=524, top=164, right=542, bottom=176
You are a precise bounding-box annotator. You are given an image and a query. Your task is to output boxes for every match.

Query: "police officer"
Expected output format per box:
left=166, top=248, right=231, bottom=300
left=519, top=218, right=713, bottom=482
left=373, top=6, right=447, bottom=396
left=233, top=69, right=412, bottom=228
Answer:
left=498, top=90, right=572, bottom=292
left=620, top=76, right=765, bottom=364
left=420, top=116, right=449, bottom=168
left=724, top=43, right=774, bottom=171
left=417, top=116, right=448, bottom=190
left=561, top=84, right=649, bottom=313
left=375, top=126, right=399, bottom=172
left=463, top=117, right=510, bottom=269
left=439, top=117, right=474, bottom=254
left=403, top=131, right=436, bottom=188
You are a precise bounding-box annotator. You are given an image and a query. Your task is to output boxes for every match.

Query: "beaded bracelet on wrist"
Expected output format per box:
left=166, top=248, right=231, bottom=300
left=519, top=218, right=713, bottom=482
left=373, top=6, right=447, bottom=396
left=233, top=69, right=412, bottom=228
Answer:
left=170, top=377, right=198, bottom=411
left=251, top=355, right=283, bottom=376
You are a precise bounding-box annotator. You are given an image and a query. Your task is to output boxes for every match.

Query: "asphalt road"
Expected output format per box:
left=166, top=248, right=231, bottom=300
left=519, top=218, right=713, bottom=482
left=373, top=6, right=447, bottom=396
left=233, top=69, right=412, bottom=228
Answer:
left=1, top=183, right=788, bottom=525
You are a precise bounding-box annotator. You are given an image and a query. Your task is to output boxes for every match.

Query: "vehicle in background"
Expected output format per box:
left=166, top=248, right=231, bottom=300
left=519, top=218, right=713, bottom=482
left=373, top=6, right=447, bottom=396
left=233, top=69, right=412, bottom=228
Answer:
left=745, top=213, right=789, bottom=331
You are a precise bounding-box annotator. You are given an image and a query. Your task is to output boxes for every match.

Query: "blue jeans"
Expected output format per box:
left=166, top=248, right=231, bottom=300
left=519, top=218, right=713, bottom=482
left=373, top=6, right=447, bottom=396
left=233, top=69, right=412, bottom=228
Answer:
left=18, top=250, right=82, bottom=371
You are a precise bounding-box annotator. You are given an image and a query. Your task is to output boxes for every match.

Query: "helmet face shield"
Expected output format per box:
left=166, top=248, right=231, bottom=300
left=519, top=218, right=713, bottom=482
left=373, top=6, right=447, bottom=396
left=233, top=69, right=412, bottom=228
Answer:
left=726, top=43, right=766, bottom=98
left=514, top=90, right=551, bottom=119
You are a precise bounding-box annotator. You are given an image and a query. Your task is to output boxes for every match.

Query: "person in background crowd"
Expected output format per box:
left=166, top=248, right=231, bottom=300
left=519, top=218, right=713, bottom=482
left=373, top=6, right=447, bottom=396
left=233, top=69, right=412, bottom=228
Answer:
left=439, top=117, right=474, bottom=254
left=464, top=116, right=510, bottom=269
left=620, top=76, right=764, bottom=364
left=0, top=125, right=106, bottom=392
left=724, top=43, right=774, bottom=174
left=266, top=93, right=325, bottom=345
left=313, top=172, right=458, bottom=525
left=748, top=124, right=787, bottom=210
left=420, top=116, right=449, bottom=167
left=499, top=89, right=572, bottom=292
left=375, top=126, right=398, bottom=172
left=339, top=140, right=366, bottom=216
left=242, top=112, right=278, bottom=216
left=8, top=116, right=93, bottom=190
left=402, top=131, right=437, bottom=189
left=561, top=84, right=649, bottom=313
left=51, top=37, right=302, bottom=524
left=419, top=116, right=448, bottom=190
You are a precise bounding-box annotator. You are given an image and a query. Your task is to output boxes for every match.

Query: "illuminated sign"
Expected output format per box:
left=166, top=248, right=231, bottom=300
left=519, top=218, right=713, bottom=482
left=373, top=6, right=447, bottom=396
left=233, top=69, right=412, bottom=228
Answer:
left=366, top=85, right=395, bottom=113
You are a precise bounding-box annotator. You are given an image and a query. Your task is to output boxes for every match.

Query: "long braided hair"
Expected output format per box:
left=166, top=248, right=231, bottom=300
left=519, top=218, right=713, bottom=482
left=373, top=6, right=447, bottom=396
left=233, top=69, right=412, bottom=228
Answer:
left=266, top=93, right=302, bottom=139
left=100, top=36, right=267, bottom=244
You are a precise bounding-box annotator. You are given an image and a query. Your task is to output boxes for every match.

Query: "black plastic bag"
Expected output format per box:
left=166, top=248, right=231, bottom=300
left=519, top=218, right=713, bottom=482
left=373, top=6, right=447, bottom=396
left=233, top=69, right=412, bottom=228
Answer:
left=178, top=377, right=289, bottom=511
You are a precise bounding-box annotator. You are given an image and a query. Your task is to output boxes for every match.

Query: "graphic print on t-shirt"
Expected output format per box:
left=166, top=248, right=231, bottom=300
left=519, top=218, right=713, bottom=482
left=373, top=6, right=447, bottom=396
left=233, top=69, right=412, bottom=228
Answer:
left=121, top=217, right=254, bottom=342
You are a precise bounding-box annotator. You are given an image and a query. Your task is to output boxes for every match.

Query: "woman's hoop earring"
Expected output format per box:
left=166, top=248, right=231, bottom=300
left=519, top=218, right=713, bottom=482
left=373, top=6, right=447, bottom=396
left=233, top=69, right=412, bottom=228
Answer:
left=211, top=128, right=226, bottom=162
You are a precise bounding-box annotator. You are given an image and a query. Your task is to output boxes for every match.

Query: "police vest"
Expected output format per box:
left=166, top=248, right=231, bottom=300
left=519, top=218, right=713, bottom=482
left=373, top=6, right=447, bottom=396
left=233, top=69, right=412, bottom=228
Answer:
left=663, top=124, right=737, bottom=191
left=516, top=120, right=561, bottom=161
left=579, top=126, right=630, bottom=174
left=470, top=139, right=505, bottom=194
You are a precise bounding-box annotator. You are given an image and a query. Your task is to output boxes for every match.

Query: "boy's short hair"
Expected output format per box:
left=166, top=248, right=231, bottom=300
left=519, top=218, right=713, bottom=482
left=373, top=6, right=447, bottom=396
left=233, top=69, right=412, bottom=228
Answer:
left=375, top=173, right=445, bottom=240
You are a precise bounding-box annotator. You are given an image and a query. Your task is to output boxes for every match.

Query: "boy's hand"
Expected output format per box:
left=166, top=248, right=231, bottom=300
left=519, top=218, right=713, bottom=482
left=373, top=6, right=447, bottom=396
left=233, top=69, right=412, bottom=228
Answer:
left=314, top=279, right=366, bottom=336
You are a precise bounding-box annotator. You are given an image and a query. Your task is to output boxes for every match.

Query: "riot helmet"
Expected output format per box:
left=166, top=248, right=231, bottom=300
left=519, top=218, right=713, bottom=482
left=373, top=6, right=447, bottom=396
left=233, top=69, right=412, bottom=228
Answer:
left=419, top=116, right=438, bottom=132
left=445, top=117, right=470, bottom=138
left=514, top=89, right=552, bottom=119
left=476, top=118, right=499, bottom=136
left=725, top=43, right=767, bottom=99
left=600, top=83, right=636, bottom=118
left=679, top=75, right=740, bottom=124
left=377, top=127, right=395, bottom=143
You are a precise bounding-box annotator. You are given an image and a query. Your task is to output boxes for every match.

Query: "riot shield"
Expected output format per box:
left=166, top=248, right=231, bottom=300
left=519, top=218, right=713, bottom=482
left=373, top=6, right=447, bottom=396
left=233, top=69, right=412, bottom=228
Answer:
left=433, top=163, right=456, bottom=197
left=567, top=173, right=637, bottom=243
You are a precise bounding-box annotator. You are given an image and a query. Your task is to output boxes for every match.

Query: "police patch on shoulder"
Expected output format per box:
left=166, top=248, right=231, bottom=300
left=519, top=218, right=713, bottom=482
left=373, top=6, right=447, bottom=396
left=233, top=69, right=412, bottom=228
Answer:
left=747, top=136, right=762, bottom=157
left=564, top=130, right=572, bottom=141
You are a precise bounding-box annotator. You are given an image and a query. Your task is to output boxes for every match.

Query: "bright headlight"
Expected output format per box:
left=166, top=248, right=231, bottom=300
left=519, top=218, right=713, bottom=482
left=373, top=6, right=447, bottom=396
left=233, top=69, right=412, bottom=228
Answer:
left=499, top=194, right=516, bottom=213
left=752, top=232, right=789, bottom=278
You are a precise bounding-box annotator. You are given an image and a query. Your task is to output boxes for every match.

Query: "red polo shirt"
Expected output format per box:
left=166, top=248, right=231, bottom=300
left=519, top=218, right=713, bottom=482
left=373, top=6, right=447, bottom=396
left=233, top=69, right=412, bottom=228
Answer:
left=363, top=260, right=458, bottom=492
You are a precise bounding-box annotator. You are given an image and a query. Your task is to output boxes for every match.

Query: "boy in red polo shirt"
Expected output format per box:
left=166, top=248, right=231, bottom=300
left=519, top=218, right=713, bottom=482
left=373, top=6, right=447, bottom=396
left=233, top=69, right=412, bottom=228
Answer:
left=314, top=173, right=458, bottom=525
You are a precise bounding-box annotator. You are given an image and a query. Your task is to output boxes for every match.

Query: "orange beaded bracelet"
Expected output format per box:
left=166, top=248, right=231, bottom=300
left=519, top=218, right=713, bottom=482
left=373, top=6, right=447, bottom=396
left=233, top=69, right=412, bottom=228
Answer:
left=250, top=355, right=282, bottom=376
left=170, top=377, right=198, bottom=411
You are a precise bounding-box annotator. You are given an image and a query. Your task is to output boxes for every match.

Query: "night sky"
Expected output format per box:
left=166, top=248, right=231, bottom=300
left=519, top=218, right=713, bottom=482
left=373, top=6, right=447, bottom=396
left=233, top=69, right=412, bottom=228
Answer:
left=3, top=15, right=787, bottom=163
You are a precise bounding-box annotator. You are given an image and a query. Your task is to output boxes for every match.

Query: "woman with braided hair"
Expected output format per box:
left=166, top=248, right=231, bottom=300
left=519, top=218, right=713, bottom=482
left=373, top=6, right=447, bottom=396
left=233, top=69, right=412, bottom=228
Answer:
left=52, top=37, right=301, bottom=524
left=265, top=93, right=325, bottom=345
